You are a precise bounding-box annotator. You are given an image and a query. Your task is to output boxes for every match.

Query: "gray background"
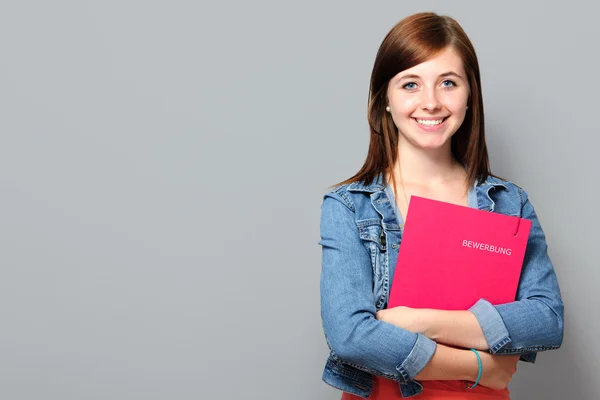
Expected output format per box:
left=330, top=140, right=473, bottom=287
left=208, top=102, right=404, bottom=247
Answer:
left=0, top=1, right=596, bottom=399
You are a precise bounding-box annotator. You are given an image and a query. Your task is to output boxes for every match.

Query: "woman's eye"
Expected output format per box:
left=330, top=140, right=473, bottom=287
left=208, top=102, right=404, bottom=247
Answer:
left=441, top=80, right=456, bottom=88
left=402, top=82, right=418, bottom=90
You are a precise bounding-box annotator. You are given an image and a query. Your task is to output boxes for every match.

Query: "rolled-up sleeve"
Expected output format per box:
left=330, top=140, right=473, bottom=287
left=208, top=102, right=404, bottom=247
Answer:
left=469, top=188, right=564, bottom=361
left=320, top=193, right=436, bottom=383
left=469, top=298, right=511, bottom=352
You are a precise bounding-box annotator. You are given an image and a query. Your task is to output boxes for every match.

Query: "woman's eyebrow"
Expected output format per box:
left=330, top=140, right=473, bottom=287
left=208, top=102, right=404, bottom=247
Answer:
left=439, top=71, right=464, bottom=79
left=397, top=74, right=420, bottom=81
left=397, top=71, right=464, bottom=81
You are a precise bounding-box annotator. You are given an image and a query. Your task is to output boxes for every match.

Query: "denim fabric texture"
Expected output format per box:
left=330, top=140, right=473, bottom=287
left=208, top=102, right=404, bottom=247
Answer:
left=319, top=174, right=564, bottom=398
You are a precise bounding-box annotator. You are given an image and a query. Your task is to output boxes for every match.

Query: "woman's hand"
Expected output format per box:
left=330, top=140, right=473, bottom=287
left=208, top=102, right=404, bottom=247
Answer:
left=477, top=352, right=520, bottom=390
left=376, top=306, right=427, bottom=334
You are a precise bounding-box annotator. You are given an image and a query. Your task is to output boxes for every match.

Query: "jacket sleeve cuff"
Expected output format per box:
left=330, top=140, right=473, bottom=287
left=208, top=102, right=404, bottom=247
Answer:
left=469, top=298, right=512, bottom=353
left=396, top=333, right=437, bottom=383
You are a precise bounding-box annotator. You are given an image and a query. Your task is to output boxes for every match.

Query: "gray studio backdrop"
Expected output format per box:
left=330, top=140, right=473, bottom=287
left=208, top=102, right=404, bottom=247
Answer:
left=0, top=1, right=596, bottom=399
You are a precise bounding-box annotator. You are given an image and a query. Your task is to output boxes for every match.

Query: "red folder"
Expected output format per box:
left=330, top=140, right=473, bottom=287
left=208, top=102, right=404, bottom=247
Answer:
left=388, top=196, right=532, bottom=310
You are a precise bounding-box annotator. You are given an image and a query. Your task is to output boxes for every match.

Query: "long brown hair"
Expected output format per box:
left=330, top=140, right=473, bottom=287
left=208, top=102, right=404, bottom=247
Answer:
left=337, top=12, right=491, bottom=188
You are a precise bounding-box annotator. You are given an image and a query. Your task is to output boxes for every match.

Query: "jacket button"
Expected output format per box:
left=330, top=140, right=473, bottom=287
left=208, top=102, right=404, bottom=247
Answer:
left=379, top=231, right=387, bottom=248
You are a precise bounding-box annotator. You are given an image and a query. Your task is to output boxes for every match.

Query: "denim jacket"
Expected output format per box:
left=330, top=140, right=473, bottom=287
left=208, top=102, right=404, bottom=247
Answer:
left=319, top=174, right=564, bottom=398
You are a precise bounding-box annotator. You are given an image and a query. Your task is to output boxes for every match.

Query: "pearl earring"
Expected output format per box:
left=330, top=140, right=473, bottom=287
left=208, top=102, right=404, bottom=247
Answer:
left=385, top=106, right=391, bottom=112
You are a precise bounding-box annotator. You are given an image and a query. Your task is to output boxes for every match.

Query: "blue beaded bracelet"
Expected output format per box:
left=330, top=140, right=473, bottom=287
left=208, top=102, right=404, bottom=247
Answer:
left=466, top=348, right=482, bottom=389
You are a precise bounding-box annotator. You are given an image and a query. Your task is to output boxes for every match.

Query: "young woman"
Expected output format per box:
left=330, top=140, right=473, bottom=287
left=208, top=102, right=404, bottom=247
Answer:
left=319, top=12, right=563, bottom=399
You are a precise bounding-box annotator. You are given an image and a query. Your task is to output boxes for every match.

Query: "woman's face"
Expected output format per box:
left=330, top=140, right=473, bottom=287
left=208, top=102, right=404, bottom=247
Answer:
left=386, top=46, right=470, bottom=152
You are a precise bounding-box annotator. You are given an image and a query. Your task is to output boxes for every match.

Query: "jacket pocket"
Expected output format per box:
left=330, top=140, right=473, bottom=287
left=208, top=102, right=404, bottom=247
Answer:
left=357, top=219, right=386, bottom=280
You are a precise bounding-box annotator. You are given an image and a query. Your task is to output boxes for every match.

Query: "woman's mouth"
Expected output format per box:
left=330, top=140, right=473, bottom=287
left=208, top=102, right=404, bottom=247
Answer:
left=412, top=117, right=449, bottom=131
left=415, top=117, right=447, bottom=127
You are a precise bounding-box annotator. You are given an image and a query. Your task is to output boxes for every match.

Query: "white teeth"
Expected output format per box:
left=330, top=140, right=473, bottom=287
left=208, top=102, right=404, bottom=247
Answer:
left=416, top=118, right=444, bottom=126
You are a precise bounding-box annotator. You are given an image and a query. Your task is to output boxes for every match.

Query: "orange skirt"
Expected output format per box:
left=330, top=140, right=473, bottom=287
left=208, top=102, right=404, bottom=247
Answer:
left=341, top=377, right=510, bottom=399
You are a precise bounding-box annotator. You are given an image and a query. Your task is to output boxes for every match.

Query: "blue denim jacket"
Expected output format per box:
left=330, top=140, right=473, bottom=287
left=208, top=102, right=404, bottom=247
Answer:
left=319, top=174, right=564, bottom=398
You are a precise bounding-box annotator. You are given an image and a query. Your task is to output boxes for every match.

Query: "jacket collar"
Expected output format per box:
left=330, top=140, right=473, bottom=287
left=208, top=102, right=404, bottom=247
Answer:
left=479, top=175, right=508, bottom=191
left=346, top=173, right=508, bottom=194
left=347, top=174, right=385, bottom=193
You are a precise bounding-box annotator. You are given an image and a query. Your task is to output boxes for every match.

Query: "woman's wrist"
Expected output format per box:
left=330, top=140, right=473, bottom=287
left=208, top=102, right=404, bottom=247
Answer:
left=466, top=349, right=483, bottom=388
left=462, top=347, right=482, bottom=382
left=415, top=344, right=486, bottom=382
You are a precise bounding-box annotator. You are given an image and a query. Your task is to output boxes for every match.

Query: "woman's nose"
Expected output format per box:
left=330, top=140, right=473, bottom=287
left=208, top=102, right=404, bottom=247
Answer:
left=420, top=88, right=441, bottom=112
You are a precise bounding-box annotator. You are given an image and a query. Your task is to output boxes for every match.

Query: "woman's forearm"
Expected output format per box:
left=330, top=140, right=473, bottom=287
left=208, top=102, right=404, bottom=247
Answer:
left=417, top=344, right=519, bottom=391
left=421, top=309, right=489, bottom=350
left=415, top=343, right=477, bottom=381
left=377, top=307, right=489, bottom=350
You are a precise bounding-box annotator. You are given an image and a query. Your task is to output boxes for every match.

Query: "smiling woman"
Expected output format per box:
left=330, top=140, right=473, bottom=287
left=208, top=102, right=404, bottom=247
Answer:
left=386, top=47, right=470, bottom=164
left=318, top=12, right=563, bottom=400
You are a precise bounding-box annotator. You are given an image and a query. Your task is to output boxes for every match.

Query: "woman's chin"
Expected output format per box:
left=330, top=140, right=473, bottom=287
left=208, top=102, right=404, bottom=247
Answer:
left=414, top=140, right=452, bottom=151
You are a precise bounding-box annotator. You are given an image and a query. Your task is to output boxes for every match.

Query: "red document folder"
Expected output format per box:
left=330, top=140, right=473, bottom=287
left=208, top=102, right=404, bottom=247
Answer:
left=388, top=196, right=532, bottom=310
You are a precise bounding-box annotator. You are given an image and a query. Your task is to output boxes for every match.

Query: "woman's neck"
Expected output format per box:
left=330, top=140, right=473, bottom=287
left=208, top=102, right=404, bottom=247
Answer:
left=392, top=145, right=465, bottom=187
